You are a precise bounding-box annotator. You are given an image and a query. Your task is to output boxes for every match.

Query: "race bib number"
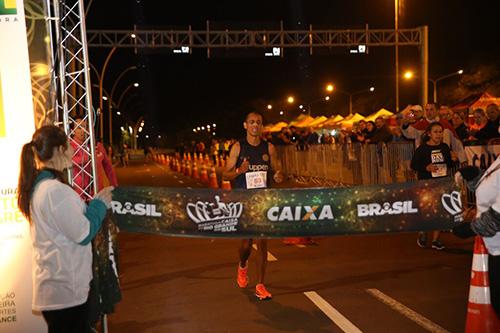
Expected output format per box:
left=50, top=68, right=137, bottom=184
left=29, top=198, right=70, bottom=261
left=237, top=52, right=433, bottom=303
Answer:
left=245, top=171, right=267, bottom=189
left=432, top=163, right=447, bottom=178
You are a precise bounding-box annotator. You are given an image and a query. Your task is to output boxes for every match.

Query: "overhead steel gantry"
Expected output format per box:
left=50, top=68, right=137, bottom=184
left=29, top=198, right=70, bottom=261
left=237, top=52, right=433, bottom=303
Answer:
left=86, top=26, right=428, bottom=106
left=44, top=0, right=428, bottom=203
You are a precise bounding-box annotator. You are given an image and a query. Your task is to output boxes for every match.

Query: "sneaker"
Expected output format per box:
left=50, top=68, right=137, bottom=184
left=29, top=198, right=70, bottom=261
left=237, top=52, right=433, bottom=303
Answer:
left=431, top=240, right=445, bottom=251
left=255, top=284, right=272, bottom=301
left=237, top=264, right=248, bottom=288
left=417, top=232, right=427, bottom=248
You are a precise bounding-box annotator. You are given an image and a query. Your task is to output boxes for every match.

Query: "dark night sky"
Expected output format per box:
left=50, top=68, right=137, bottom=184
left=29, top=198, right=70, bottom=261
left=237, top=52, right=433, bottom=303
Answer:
left=85, top=0, right=500, bottom=144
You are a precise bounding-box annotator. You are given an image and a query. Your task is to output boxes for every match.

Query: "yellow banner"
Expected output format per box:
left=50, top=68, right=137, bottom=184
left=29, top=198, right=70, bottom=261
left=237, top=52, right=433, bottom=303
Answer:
left=0, top=0, right=45, bottom=331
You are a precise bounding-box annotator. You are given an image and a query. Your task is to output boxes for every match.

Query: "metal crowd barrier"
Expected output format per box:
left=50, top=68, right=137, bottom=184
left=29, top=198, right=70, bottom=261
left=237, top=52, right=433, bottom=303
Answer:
left=276, top=142, right=417, bottom=186
left=276, top=142, right=500, bottom=213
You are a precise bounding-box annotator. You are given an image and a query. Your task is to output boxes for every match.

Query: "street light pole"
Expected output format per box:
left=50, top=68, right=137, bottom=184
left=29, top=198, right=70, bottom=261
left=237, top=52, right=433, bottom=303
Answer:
left=109, top=66, right=138, bottom=147
left=99, top=46, right=117, bottom=142
left=429, top=70, right=463, bottom=103
left=349, top=94, right=353, bottom=116
left=335, top=87, right=374, bottom=116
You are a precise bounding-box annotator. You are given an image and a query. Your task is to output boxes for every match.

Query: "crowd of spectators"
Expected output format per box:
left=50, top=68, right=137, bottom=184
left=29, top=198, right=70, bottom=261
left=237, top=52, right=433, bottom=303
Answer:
left=176, top=103, right=499, bottom=157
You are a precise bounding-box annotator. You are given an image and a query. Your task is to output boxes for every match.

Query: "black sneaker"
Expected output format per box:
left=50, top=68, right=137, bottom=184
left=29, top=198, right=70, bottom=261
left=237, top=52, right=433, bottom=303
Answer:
left=431, top=240, right=445, bottom=251
left=417, top=232, right=427, bottom=248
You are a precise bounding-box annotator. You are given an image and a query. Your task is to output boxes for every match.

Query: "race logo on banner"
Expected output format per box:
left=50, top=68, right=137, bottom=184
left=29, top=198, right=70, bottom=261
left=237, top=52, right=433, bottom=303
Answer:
left=111, top=178, right=463, bottom=238
left=186, top=195, right=243, bottom=232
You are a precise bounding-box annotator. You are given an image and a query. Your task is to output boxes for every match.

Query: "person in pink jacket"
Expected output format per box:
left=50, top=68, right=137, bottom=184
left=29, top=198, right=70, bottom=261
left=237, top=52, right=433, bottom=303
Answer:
left=70, top=118, right=118, bottom=199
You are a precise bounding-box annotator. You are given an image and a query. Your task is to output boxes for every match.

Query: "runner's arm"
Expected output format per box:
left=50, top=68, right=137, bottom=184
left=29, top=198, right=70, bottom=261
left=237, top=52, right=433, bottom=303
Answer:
left=222, top=142, right=241, bottom=180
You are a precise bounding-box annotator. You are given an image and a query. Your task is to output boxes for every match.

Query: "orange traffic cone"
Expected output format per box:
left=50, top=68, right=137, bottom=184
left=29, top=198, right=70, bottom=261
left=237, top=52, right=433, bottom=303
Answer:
left=209, top=167, right=219, bottom=189
left=176, top=160, right=181, bottom=173
left=221, top=180, right=232, bottom=190
left=465, top=236, right=500, bottom=333
left=200, top=166, right=209, bottom=183
left=185, top=163, right=191, bottom=177
left=192, top=164, right=199, bottom=179
left=187, top=152, right=192, bottom=161
left=204, top=154, right=210, bottom=166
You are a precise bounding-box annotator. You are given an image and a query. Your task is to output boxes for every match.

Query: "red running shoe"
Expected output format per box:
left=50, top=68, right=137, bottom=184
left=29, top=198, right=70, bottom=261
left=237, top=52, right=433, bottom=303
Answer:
left=255, top=284, right=272, bottom=300
left=237, top=264, right=248, bottom=288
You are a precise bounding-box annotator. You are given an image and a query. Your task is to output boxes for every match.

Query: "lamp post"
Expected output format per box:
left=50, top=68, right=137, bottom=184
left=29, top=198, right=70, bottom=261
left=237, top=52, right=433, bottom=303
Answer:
left=306, top=95, right=331, bottom=116
left=335, top=87, right=375, bottom=116
left=429, top=69, right=463, bottom=103
left=116, top=83, right=140, bottom=111
left=108, top=66, right=138, bottom=146
left=98, top=47, right=117, bottom=142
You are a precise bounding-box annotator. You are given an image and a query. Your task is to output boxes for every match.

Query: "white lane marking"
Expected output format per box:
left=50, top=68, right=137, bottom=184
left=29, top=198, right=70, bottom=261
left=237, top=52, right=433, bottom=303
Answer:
left=178, top=180, right=184, bottom=184
left=296, top=244, right=306, bottom=248
left=252, top=244, right=277, bottom=261
left=366, top=289, right=450, bottom=333
left=304, top=291, right=363, bottom=333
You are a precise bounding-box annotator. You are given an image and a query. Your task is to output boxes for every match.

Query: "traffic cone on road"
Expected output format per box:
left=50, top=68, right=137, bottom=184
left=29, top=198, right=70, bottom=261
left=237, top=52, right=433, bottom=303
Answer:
left=192, top=164, right=199, bottom=180
left=200, top=165, right=209, bottom=183
left=465, top=236, right=500, bottom=333
left=221, top=180, right=232, bottom=190
left=209, top=167, right=219, bottom=189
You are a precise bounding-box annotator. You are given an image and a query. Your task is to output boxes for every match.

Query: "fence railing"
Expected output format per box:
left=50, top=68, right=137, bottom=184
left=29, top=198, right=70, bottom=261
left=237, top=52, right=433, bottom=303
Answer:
left=276, top=142, right=416, bottom=186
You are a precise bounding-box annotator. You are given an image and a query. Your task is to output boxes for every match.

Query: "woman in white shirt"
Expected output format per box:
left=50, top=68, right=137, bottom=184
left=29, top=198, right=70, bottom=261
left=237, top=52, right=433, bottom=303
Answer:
left=17, top=125, right=113, bottom=333
left=454, top=162, right=500, bottom=317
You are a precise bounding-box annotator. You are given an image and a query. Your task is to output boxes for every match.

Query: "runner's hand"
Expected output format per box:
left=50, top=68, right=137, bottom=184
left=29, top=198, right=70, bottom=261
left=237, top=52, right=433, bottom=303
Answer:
left=238, top=158, right=249, bottom=174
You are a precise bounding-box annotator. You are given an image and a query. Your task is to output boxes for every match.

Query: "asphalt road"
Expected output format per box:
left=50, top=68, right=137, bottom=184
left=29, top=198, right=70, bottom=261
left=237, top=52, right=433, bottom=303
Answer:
left=107, top=158, right=473, bottom=333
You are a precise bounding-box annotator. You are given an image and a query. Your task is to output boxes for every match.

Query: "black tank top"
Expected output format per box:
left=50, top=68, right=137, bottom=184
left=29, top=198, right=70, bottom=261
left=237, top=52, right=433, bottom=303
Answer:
left=234, top=139, right=271, bottom=189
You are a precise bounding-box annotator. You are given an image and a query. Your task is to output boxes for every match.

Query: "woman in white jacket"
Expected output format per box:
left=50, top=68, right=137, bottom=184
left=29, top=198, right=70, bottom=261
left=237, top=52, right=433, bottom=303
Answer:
left=17, top=125, right=113, bottom=333
left=454, top=161, right=500, bottom=316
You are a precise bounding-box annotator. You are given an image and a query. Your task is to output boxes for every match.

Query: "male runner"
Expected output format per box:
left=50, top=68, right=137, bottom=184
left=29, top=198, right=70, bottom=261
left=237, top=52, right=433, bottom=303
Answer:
left=223, top=111, right=283, bottom=300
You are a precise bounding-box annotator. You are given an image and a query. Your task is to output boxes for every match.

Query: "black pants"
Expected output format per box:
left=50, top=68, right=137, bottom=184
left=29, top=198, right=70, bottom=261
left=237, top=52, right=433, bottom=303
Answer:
left=490, top=254, right=500, bottom=317
left=42, top=299, right=90, bottom=333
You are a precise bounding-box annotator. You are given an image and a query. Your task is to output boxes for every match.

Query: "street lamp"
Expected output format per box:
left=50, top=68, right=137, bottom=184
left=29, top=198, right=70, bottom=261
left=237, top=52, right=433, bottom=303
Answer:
left=403, top=70, right=414, bottom=80
left=325, top=84, right=334, bottom=93
left=287, top=96, right=295, bottom=104
left=117, top=83, right=140, bottom=111
left=267, top=104, right=272, bottom=110
left=334, top=86, right=375, bottom=116
left=429, top=69, right=463, bottom=102
left=109, top=66, right=138, bottom=146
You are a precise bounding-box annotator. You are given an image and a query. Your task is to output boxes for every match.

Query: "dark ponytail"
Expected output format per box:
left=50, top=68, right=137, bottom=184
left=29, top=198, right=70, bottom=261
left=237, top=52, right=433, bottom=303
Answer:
left=18, top=142, right=37, bottom=220
left=17, top=126, right=68, bottom=221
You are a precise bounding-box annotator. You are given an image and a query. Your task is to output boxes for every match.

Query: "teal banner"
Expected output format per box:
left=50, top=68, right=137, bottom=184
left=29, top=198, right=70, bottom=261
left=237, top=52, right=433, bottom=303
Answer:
left=111, top=178, right=464, bottom=238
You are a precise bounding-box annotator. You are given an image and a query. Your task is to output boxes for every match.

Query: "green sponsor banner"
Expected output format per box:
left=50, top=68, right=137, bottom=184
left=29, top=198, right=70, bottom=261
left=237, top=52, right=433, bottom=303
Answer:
left=111, top=178, right=464, bottom=238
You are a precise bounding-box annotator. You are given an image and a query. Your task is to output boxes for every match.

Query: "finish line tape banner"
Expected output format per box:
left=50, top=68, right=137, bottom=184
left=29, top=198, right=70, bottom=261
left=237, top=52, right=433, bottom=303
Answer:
left=111, top=178, right=464, bottom=238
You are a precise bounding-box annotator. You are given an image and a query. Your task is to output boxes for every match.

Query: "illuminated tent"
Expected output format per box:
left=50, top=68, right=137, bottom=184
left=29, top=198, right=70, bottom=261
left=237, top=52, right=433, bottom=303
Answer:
left=288, top=114, right=309, bottom=126
left=320, top=114, right=344, bottom=128
left=308, top=116, right=328, bottom=128
left=294, top=115, right=315, bottom=128
left=364, top=108, right=394, bottom=122
left=339, top=113, right=365, bottom=127
left=264, top=121, right=288, bottom=132
left=453, top=92, right=500, bottom=111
